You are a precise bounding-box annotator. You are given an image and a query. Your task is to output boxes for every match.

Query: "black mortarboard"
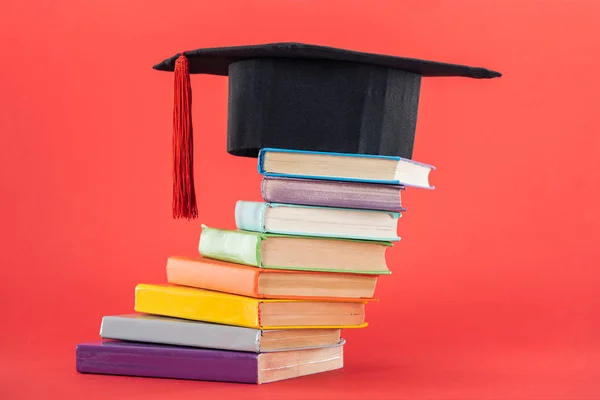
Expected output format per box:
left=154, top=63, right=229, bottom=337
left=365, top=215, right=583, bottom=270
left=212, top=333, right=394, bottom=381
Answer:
left=153, top=42, right=501, bottom=219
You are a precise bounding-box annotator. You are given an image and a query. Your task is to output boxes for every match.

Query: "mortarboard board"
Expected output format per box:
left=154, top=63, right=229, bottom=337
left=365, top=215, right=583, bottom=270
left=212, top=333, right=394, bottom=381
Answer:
left=153, top=42, right=501, bottom=219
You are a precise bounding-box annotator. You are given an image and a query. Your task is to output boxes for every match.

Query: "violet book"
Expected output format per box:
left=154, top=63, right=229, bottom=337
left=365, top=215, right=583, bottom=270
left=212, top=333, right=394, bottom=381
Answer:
left=262, top=176, right=405, bottom=212
left=76, top=340, right=344, bottom=384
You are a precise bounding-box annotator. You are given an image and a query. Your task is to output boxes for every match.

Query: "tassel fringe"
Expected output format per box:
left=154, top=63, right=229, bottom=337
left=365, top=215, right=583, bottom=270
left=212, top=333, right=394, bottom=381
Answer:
left=172, top=53, right=198, bottom=220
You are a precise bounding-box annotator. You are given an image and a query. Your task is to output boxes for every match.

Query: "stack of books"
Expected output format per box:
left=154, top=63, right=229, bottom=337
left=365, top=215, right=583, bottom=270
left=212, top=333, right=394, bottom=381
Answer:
left=75, top=148, right=434, bottom=384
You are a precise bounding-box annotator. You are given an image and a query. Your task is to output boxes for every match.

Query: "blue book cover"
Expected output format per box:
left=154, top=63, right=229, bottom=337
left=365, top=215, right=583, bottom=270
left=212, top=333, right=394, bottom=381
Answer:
left=257, top=148, right=435, bottom=189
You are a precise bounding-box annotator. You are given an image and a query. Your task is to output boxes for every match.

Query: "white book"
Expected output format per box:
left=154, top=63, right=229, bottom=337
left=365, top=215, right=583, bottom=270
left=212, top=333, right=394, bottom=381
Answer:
left=235, top=201, right=401, bottom=242
left=100, top=314, right=343, bottom=353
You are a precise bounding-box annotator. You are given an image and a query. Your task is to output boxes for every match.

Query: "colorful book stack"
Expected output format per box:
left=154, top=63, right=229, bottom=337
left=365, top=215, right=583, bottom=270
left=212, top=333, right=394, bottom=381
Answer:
left=75, top=148, right=435, bottom=384
left=75, top=42, right=499, bottom=384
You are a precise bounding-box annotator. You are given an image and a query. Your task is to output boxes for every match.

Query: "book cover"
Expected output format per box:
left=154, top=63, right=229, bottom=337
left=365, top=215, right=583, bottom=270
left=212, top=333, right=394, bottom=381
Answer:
left=100, top=314, right=345, bottom=353
left=133, top=284, right=368, bottom=329
left=262, top=176, right=405, bottom=212
left=198, top=225, right=392, bottom=275
left=76, top=340, right=260, bottom=383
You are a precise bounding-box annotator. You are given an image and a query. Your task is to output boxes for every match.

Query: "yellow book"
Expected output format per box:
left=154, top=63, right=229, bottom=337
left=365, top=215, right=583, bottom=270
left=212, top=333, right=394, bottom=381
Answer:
left=134, top=284, right=368, bottom=329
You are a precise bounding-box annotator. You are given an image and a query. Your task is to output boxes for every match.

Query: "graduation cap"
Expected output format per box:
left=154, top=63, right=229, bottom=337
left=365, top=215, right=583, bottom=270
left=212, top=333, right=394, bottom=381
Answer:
left=153, top=42, right=501, bottom=219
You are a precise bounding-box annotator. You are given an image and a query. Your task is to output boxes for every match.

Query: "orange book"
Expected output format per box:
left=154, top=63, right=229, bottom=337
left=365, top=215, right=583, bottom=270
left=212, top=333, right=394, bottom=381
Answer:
left=166, top=256, right=379, bottom=300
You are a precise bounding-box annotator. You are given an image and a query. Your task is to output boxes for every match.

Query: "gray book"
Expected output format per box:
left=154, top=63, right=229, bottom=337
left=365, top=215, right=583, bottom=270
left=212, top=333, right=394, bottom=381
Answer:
left=100, top=314, right=343, bottom=353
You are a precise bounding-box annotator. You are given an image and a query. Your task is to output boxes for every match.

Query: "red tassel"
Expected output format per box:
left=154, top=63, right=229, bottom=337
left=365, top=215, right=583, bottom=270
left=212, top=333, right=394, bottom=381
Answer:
left=172, top=53, right=198, bottom=220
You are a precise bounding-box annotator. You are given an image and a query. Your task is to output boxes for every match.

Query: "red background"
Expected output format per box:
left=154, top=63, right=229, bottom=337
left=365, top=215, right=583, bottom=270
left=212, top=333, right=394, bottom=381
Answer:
left=1, top=0, right=599, bottom=398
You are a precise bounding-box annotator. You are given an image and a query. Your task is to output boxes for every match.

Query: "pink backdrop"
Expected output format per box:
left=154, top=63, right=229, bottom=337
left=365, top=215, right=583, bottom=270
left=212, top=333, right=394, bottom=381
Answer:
left=1, top=0, right=599, bottom=398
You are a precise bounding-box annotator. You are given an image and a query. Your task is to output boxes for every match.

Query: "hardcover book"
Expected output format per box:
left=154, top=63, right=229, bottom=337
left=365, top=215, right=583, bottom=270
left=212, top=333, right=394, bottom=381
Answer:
left=167, top=256, right=379, bottom=299
left=76, top=340, right=344, bottom=384
left=258, top=148, right=435, bottom=189
left=198, top=225, right=391, bottom=275
left=100, top=314, right=343, bottom=352
left=235, top=201, right=401, bottom=242
left=262, top=176, right=405, bottom=212
left=134, top=284, right=369, bottom=329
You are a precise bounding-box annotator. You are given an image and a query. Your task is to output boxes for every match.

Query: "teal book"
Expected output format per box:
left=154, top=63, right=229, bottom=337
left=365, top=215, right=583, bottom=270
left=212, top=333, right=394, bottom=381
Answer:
left=258, top=148, right=435, bottom=189
left=235, top=201, right=401, bottom=242
left=199, top=225, right=392, bottom=275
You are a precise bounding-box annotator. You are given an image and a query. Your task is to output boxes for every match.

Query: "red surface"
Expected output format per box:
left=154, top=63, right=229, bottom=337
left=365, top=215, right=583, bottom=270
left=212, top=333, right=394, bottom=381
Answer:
left=1, top=0, right=600, bottom=398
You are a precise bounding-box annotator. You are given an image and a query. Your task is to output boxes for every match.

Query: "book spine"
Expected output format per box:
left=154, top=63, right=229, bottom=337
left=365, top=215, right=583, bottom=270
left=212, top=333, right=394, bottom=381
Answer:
left=261, top=176, right=268, bottom=200
left=235, top=201, right=267, bottom=232
left=166, top=257, right=260, bottom=297
left=100, top=316, right=262, bottom=352
left=199, top=225, right=262, bottom=267
left=76, top=341, right=259, bottom=383
left=134, top=284, right=261, bottom=328
left=257, top=149, right=267, bottom=174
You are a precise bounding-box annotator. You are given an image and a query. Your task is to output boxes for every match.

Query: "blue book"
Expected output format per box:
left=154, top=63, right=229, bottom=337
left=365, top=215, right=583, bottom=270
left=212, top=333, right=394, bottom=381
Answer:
left=235, top=201, right=401, bottom=242
left=258, top=148, right=435, bottom=189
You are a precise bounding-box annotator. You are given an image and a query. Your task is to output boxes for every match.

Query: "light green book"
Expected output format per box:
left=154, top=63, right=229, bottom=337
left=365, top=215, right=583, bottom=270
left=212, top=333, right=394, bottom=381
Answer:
left=198, top=225, right=392, bottom=275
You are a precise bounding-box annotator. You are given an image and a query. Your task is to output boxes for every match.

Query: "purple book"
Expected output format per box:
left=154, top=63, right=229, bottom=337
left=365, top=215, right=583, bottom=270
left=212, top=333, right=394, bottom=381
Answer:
left=262, top=176, right=405, bottom=212
left=76, top=340, right=344, bottom=384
